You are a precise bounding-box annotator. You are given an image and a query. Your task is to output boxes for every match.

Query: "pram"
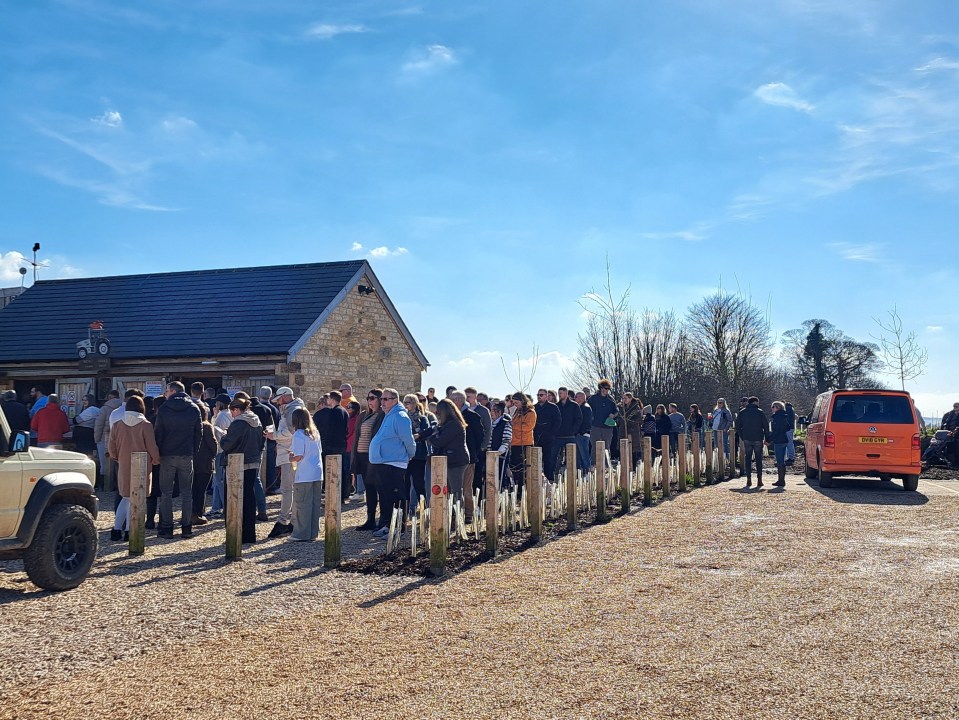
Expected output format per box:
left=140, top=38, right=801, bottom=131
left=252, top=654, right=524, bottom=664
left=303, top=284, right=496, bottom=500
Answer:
left=922, top=430, right=956, bottom=468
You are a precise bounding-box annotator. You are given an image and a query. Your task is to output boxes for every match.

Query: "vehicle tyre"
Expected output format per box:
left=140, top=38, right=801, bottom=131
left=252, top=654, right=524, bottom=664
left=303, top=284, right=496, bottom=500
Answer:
left=77, top=347, right=88, bottom=359
left=902, top=474, right=920, bottom=492
left=96, top=339, right=111, bottom=356
left=818, top=461, right=833, bottom=488
left=22, top=504, right=98, bottom=591
left=805, top=464, right=817, bottom=479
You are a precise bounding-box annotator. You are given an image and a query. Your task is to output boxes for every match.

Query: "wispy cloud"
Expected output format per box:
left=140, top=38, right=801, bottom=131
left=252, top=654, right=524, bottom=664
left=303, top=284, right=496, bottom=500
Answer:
left=350, top=242, right=409, bottom=258
left=91, top=109, right=122, bottom=128
left=306, top=23, right=369, bottom=40
left=829, top=242, right=885, bottom=263
left=34, top=166, right=176, bottom=211
left=754, top=82, right=814, bottom=113
left=160, top=115, right=197, bottom=134
left=926, top=325, right=944, bottom=332
left=916, top=57, right=959, bottom=72
left=402, top=44, right=457, bottom=74
left=638, top=223, right=711, bottom=242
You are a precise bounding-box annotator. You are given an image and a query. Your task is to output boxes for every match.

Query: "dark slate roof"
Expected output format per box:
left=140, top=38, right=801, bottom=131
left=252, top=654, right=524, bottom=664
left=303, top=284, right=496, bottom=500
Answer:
left=0, top=261, right=370, bottom=362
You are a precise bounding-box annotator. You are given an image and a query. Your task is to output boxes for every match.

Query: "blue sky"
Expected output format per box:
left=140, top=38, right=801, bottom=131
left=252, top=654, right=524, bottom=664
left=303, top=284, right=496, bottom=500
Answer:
left=1, top=1, right=957, bottom=415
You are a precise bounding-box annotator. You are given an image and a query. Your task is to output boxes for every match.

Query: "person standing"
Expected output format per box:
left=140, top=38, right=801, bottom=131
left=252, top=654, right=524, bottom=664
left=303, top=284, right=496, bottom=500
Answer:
left=0, top=390, right=30, bottom=433
left=687, top=404, right=705, bottom=449
left=465, top=387, right=492, bottom=498
left=783, top=402, right=797, bottom=467
left=28, top=387, right=49, bottom=417
left=72, top=394, right=100, bottom=459
left=339, top=383, right=357, bottom=409
left=711, top=398, right=733, bottom=461
left=427, top=399, right=470, bottom=505
left=653, top=404, right=672, bottom=454
left=107, top=396, right=160, bottom=541
left=288, top=408, right=324, bottom=542
left=769, top=401, right=790, bottom=488
left=667, top=403, right=686, bottom=458
left=95, top=390, right=122, bottom=488
left=351, top=389, right=385, bottom=530
left=266, top=386, right=305, bottom=538
left=508, top=393, right=537, bottom=496
left=219, top=397, right=263, bottom=544
left=553, top=387, right=583, bottom=474
left=574, top=391, right=593, bottom=472
left=488, top=401, right=513, bottom=490
left=734, top=396, right=769, bottom=489
left=533, top=388, right=562, bottom=482
left=587, top=380, right=618, bottom=469
left=451, top=390, right=484, bottom=520
left=31, top=394, right=70, bottom=448
left=618, top=393, right=643, bottom=465
left=313, top=390, right=350, bottom=502
left=208, top=393, right=233, bottom=519
left=257, top=386, right=280, bottom=493
left=192, top=404, right=217, bottom=524
left=369, top=388, right=415, bottom=538
left=153, top=381, right=202, bottom=539
left=404, top=394, right=432, bottom=505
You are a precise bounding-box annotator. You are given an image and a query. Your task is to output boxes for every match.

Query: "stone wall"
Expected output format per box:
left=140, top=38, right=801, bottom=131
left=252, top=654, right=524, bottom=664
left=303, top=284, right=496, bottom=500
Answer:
left=283, top=276, right=425, bottom=411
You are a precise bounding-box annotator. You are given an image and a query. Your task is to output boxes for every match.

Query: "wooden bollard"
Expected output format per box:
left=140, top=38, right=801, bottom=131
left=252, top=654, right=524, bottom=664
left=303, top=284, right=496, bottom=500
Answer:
left=716, top=429, right=726, bottom=482
left=678, top=434, right=688, bottom=492
left=692, top=432, right=702, bottom=487
left=642, top=436, right=653, bottom=504
left=566, top=443, right=577, bottom=529
left=618, top=438, right=630, bottom=512
left=324, top=454, right=342, bottom=568
left=595, top=440, right=606, bottom=521
left=704, top=430, right=714, bottom=483
left=661, top=435, right=671, bottom=497
left=732, top=428, right=742, bottom=479
left=485, top=451, right=499, bottom=556
left=429, top=455, right=448, bottom=577
left=527, top=446, right=543, bottom=542
left=225, top=453, right=243, bottom=560
left=128, top=451, right=148, bottom=556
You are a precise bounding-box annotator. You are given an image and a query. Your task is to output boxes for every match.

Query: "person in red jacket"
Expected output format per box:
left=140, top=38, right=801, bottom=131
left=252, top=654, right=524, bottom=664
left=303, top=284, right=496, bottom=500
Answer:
left=31, top=394, right=71, bottom=448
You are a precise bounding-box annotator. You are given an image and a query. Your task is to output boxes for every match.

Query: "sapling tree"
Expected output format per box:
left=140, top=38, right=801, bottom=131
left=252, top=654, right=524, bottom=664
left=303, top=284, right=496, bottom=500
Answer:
left=871, top=307, right=928, bottom=391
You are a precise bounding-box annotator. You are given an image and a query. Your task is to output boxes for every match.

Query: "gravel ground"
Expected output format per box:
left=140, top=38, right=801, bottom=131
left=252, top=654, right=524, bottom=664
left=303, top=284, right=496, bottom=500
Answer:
left=2, top=475, right=958, bottom=719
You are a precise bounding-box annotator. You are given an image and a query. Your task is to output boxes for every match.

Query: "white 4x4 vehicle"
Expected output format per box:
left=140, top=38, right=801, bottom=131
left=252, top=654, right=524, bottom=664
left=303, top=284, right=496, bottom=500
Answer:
left=0, top=404, right=98, bottom=590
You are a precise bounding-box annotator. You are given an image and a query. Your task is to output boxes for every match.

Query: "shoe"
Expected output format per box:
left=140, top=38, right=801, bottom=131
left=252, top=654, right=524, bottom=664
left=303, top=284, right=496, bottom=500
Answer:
left=181, top=526, right=193, bottom=539
left=268, top=522, right=286, bottom=538
left=123, top=531, right=129, bottom=541
left=756, top=479, right=764, bottom=489
left=745, top=478, right=752, bottom=488
left=110, top=528, right=122, bottom=541
left=372, top=526, right=389, bottom=538
left=772, top=479, right=786, bottom=487
left=191, top=514, right=208, bottom=526
left=145, top=519, right=156, bottom=530
left=785, top=459, right=794, bottom=467
left=355, top=521, right=377, bottom=531
left=207, top=510, right=223, bottom=520
left=157, top=527, right=175, bottom=539
left=256, top=512, right=269, bottom=522
left=288, top=535, right=313, bottom=542
left=280, top=523, right=294, bottom=536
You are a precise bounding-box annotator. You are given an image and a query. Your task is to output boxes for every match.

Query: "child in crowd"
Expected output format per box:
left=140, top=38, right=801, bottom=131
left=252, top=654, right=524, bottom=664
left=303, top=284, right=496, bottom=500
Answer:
left=289, top=407, right=324, bottom=541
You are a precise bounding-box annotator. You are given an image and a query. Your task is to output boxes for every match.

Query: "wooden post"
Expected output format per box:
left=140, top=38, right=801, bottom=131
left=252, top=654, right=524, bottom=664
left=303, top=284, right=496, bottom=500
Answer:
left=429, top=455, right=448, bottom=577
left=661, top=435, right=671, bottom=497
left=733, top=428, right=742, bottom=479
left=704, top=430, right=714, bottom=484
left=642, top=436, right=653, bottom=505
left=225, top=453, right=243, bottom=561
left=566, top=443, right=577, bottom=529
left=716, top=429, right=726, bottom=483
left=485, top=451, right=499, bottom=556
left=677, top=434, right=688, bottom=492
left=128, top=451, right=148, bottom=556
left=595, top=440, right=606, bottom=521
left=324, top=454, right=342, bottom=568
left=618, top=438, right=630, bottom=512
left=692, top=432, right=702, bottom=487
left=527, top=446, right=543, bottom=542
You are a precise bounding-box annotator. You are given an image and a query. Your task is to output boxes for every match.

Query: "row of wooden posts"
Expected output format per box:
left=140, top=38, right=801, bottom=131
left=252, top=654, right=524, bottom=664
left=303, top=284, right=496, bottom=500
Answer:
left=121, top=428, right=747, bottom=573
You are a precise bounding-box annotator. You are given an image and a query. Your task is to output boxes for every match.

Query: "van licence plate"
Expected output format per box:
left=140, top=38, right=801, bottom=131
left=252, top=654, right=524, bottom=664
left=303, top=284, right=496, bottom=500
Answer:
left=859, top=437, right=887, bottom=444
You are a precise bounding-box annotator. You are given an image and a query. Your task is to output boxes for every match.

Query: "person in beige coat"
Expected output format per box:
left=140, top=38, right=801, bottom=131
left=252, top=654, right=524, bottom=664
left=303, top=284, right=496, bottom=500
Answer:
left=108, top=396, right=160, bottom=540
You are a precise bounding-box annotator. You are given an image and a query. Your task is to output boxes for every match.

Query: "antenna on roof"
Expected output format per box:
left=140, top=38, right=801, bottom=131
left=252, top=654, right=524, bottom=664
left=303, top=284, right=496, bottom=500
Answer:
left=20, top=243, right=50, bottom=284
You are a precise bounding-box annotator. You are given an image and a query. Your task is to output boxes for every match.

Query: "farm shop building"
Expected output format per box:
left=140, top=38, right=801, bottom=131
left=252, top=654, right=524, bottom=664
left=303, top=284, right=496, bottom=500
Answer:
left=0, top=260, right=428, bottom=415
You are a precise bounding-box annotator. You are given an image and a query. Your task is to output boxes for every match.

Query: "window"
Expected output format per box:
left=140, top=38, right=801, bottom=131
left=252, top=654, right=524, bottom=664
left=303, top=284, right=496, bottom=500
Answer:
left=829, top=394, right=915, bottom=424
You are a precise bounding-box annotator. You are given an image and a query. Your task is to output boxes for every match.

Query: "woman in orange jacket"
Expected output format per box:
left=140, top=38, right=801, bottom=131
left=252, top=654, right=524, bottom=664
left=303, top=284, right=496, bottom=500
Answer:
left=508, top=392, right=537, bottom=497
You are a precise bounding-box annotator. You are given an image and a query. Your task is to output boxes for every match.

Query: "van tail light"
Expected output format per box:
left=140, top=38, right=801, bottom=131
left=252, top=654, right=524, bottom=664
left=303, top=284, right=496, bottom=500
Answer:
left=912, top=434, right=921, bottom=451
left=825, top=431, right=835, bottom=448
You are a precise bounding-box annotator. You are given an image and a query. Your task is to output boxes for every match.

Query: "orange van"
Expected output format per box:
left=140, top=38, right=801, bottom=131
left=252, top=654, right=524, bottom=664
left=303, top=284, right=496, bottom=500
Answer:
left=804, top=389, right=921, bottom=491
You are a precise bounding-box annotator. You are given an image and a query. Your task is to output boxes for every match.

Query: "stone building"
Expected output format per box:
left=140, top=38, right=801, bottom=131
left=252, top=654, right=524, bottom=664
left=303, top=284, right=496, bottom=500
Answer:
left=0, top=261, right=427, bottom=415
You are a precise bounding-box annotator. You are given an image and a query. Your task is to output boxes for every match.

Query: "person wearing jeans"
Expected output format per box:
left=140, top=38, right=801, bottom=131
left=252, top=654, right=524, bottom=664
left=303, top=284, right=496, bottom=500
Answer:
left=711, top=398, right=733, bottom=460
left=369, top=388, right=416, bottom=538
left=586, top=380, right=618, bottom=469
left=153, top=381, right=201, bottom=538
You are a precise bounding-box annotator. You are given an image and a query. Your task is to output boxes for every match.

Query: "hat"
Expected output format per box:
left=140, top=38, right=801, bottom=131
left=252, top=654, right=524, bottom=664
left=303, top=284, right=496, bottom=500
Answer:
left=215, top=393, right=232, bottom=405
left=275, top=386, right=294, bottom=399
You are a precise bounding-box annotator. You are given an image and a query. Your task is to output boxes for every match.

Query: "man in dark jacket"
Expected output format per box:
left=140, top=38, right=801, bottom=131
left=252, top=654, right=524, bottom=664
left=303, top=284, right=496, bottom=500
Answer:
left=734, top=396, right=770, bottom=488
left=314, top=390, right=350, bottom=501
left=451, top=391, right=484, bottom=520
left=0, top=390, right=30, bottom=433
left=575, top=391, right=593, bottom=471
left=154, top=381, right=202, bottom=538
left=257, top=386, right=280, bottom=492
left=534, top=388, right=562, bottom=481
left=552, top=386, right=582, bottom=477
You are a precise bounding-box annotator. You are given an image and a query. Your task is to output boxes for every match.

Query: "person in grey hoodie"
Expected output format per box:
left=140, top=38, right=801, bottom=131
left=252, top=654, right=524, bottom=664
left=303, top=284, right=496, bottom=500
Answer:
left=95, top=390, right=122, bottom=489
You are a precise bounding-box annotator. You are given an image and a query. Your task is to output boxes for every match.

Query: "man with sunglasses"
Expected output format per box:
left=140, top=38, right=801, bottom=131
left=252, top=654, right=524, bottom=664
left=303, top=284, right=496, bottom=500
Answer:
left=534, top=388, right=562, bottom=482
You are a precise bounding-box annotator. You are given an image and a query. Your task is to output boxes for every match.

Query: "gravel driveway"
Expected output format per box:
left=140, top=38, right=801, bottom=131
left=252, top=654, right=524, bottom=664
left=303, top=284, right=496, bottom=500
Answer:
left=1, top=475, right=957, bottom=719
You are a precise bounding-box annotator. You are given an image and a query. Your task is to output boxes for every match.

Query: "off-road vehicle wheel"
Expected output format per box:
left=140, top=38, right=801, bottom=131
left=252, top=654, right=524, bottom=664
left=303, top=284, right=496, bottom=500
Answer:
left=23, top=504, right=98, bottom=591
left=902, top=474, right=920, bottom=491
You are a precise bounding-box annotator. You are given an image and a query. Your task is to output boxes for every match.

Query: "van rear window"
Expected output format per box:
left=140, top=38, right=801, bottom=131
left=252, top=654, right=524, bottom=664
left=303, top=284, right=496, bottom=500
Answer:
left=830, top=395, right=915, bottom=424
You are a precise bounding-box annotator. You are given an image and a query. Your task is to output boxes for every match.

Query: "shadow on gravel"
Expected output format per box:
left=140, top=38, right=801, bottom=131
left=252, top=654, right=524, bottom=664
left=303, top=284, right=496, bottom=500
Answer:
left=803, top=477, right=929, bottom=506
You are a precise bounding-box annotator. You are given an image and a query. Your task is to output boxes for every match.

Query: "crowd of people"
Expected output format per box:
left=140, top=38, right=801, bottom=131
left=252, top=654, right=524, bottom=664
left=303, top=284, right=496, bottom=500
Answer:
left=3, top=378, right=905, bottom=546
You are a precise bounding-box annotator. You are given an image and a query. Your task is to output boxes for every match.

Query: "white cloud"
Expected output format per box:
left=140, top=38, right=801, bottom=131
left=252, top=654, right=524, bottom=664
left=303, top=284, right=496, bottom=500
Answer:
left=306, top=23, right=368, bottom=40
left=91, top=110, right=123, bottom=128
left=0, top=252, right=27, bottom=282
left=916, top=57, right=959, bottom=73
left=926, top=325, right=944, bottom=332
left=350, top=243, right=408, bottom=258
left=754, top=82, right=814, bottom=113
left=402, top=44, right=457, bottom=74
left=161, top=115, right=198, bottom=134
left=828, top=242, right=884, bottom=262
left=0, top=250, right=84, bottom=283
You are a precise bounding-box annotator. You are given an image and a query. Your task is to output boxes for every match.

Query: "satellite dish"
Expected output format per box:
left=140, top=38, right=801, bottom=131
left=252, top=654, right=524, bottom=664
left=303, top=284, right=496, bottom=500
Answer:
left=19, top=267, right=26, bottom=276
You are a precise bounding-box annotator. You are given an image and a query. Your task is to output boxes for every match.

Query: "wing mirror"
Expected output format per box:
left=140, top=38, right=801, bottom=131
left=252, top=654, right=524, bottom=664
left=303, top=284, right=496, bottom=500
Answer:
left=10, top=431, right=29, bottom=453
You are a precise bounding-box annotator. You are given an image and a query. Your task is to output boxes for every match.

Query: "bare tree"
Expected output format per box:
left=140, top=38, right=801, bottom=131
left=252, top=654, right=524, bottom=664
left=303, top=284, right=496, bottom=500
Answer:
left=871, top=307, right=928, bottom=391
left=500, top=346, right=540, bottom=396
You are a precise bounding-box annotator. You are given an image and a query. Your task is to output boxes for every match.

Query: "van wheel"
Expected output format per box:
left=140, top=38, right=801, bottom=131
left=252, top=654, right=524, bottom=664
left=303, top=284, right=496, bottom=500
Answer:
left=804, top=464, right=817, bottom=479
left=818, top=463, right=834, bottom=488
left=902, top=474, right=919, bottom=491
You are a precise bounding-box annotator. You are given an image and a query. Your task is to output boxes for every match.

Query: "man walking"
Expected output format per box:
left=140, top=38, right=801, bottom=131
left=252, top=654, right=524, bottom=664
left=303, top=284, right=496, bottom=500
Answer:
left=369, top=388, right=415, bottom=538
left=154, top=381, right=202, bottom=538
left=734, top=396, right=769, bottom=489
